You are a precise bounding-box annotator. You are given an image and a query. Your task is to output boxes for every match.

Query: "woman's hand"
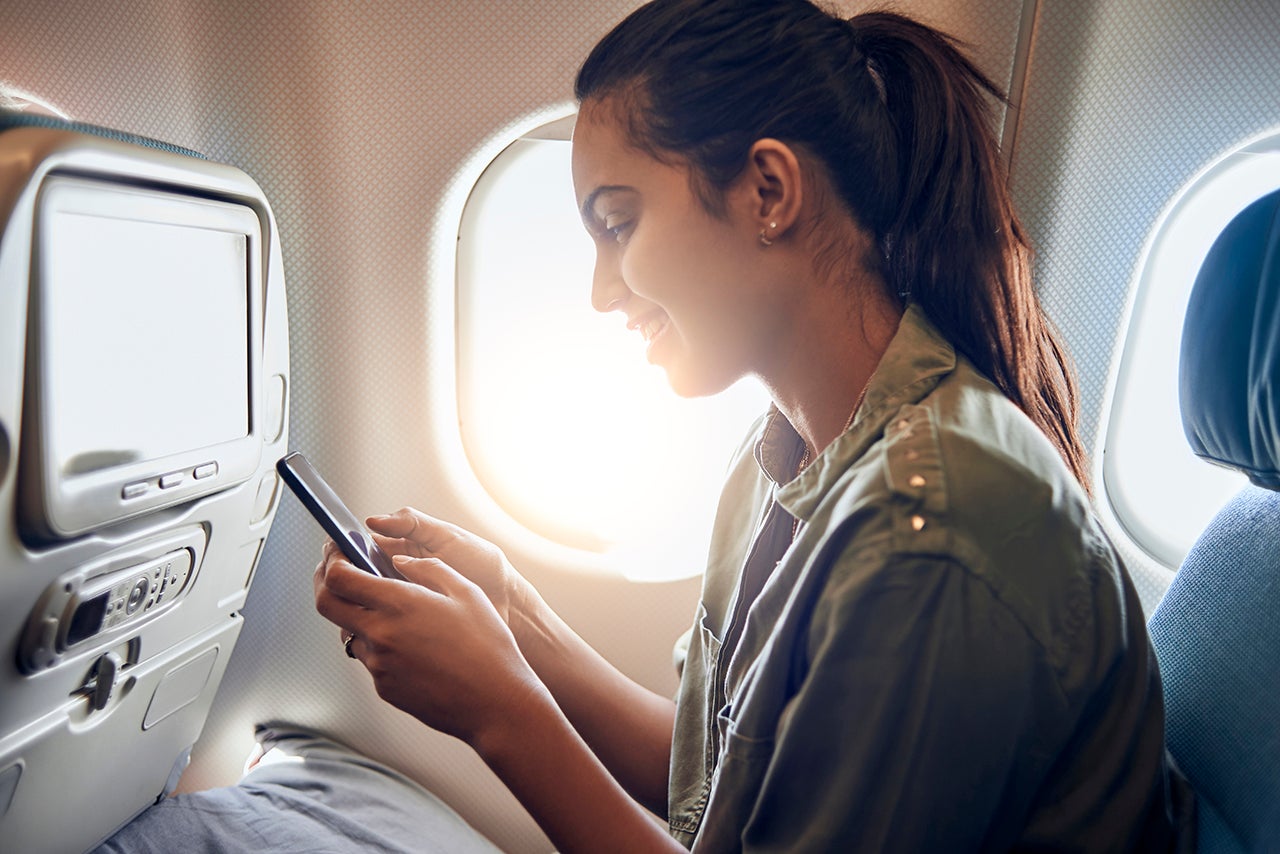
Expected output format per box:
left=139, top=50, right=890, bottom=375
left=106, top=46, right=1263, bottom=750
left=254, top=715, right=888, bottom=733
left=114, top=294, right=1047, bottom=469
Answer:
left=364, top=507, right=531, bottom=628
left=312, top=509, right=679, bottom=828
left=313, top=541, right=545, bottom=746
left=314, top=507, right=676, bottom=817
left=313, top=544, right=682, bottom=854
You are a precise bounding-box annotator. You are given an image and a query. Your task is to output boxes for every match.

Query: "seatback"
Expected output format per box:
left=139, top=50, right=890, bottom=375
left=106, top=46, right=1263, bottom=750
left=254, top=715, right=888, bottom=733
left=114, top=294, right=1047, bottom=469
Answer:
left=0, top=112, right=290, bottom=852
left=1147, top=188, right=1280, bottom=852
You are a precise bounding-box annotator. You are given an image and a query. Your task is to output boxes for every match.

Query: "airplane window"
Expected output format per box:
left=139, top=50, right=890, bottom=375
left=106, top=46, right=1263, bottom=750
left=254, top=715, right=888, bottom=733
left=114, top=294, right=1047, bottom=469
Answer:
left=1103, top=133, right=1280, bottom=570
left=455, top=116, right=770, bottom=580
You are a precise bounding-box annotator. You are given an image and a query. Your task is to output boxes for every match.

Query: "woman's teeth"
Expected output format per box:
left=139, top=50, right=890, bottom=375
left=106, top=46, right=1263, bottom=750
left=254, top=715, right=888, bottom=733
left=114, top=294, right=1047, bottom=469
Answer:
left=641, top=318, right=665, bottom=342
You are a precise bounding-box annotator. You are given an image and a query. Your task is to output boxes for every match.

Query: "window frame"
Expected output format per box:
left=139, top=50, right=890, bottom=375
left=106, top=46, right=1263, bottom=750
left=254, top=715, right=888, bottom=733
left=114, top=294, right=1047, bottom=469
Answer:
left=1098, top=132, right=1280, bottom=570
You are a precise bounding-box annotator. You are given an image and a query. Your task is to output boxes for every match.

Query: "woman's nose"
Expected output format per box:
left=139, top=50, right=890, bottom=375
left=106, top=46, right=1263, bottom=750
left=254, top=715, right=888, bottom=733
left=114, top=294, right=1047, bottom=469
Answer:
left=590, top=251, right=629, bottom=314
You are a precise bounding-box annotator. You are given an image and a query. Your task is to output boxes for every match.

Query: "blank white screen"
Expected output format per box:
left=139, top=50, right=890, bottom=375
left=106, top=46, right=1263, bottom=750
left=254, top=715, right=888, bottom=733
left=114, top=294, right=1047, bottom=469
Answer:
left=45, top=211, right=249, bottom=476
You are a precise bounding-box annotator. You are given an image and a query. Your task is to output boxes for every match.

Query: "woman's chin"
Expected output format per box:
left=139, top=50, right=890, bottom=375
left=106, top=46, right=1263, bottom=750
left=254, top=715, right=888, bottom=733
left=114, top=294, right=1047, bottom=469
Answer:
left=660, top=361, right=737, bottom=400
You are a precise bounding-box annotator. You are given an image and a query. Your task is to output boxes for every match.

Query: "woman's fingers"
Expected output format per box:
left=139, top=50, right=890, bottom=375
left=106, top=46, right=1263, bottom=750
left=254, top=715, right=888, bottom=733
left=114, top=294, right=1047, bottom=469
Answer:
left=367, top=507, right=456, bottom=550
left=314, top=562, right=372, bottom=629
left=313, top=543, right=427, bottom=637
left=310, top=537, right=533, bottom=743
left=311, top=538, right=496, bottom=684
left=357, top=511, right=522, bottom=629
left=390, top=554, right=479, bottom=600
left=317, top=545, right=475, bottom=612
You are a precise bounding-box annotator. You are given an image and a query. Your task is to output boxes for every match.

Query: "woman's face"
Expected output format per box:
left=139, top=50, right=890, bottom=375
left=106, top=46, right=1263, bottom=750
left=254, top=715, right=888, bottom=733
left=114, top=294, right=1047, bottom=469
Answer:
left=571, top=101, right=788, bottom=398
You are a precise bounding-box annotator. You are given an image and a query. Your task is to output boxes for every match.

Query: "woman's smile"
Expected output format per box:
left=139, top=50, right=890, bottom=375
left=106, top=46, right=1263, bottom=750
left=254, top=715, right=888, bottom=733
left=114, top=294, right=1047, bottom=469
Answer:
left=572, top=102, right=783, bottom=397
left=628, top=311, right=671, bottom=356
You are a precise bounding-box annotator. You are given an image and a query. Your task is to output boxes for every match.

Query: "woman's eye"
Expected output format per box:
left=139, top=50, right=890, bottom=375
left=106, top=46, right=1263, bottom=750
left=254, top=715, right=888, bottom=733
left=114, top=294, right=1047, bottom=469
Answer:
left=605, top=220, right=632, bottom=244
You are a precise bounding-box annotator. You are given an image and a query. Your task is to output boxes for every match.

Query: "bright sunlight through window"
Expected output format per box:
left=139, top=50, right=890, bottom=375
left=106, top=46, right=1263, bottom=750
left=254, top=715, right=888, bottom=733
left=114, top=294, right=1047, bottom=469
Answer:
left=1104, top=132, right=1280, bottom=569
left=456, top=119, right=770, bottom=581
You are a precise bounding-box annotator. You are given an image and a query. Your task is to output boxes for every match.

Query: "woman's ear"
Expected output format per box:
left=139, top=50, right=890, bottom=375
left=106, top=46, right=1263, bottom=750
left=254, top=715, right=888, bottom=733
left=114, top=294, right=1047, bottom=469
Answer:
left=740, top=138, right=804, bottom=243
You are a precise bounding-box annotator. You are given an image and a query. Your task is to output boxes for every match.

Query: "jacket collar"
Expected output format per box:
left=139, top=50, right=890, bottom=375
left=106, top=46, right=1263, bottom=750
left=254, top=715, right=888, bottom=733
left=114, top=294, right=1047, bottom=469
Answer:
left=754, top=304, right=957, bottom=520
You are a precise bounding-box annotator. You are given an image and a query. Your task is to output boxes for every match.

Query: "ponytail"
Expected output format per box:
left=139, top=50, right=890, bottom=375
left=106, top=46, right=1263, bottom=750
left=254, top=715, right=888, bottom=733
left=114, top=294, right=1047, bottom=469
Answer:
left=851, top=14, right=1090, bottom=492
left=576, top=0, right=1091, bottom=493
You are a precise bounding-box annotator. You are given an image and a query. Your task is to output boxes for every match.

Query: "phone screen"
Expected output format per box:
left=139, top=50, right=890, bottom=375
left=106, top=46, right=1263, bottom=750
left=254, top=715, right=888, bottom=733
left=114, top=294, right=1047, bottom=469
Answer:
left=277, top=451, right=403, bottom=580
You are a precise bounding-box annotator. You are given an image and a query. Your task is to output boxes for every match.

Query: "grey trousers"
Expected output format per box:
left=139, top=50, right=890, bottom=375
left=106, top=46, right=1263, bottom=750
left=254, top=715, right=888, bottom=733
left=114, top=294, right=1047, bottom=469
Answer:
left=92, top=724, right=502, bottom=853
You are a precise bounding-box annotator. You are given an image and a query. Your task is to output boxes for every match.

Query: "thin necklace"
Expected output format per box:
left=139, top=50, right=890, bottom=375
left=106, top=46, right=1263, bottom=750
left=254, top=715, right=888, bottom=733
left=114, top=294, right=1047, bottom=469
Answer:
left=795, top=379, right=871, bottom=474
left=792, top=378, right=873, bottom=540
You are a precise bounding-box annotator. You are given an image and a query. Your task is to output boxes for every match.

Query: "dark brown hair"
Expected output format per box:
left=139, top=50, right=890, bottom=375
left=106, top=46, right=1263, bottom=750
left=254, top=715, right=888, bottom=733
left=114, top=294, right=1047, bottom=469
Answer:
left=575, top=0, right=1090, bottom=492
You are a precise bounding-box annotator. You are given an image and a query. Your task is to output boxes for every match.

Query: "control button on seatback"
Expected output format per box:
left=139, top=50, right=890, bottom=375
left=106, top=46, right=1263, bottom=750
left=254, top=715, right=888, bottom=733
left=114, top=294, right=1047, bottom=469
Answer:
left=125, top=577, right=149, bottom=614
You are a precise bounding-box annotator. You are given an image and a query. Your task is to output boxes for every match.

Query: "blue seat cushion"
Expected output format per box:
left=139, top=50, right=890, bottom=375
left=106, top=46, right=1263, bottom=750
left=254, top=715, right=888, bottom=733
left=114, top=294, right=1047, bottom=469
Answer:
left=1148, top=485, right=1280, bottom=851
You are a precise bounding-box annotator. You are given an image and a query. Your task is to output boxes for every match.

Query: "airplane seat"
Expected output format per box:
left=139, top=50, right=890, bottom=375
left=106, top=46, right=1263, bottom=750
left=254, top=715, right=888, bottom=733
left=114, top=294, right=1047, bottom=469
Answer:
left=1147, top=187, right=1280, bottom=853
left=0, top=110, right=290, bottom=852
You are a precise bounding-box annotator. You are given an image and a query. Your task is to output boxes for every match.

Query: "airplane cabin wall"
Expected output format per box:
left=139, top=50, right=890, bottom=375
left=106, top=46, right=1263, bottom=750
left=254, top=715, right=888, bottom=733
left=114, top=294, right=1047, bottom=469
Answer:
left=0, top=2, right=1023, bottom=849
left=1007, top=0, right=1280, bottom=610
left=8, top=0, right=1273, bottom=850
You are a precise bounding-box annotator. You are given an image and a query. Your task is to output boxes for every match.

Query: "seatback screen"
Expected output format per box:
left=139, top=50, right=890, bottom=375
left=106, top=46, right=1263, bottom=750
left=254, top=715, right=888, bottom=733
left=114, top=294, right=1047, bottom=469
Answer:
left=43, top=210, right=250, bottom=476
left=21, top=175, right=265, bottom=539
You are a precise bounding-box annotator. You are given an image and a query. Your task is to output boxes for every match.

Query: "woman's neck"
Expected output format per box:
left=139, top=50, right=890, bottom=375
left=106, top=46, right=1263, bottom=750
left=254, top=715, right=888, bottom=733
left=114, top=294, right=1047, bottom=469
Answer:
left=763, top=284, right=902, bottom=463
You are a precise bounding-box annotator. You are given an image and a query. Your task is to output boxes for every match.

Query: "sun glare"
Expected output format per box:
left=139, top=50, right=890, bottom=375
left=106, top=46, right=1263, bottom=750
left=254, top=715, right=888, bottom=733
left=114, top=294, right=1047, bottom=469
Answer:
left=456, top=133, right=769, bottom=579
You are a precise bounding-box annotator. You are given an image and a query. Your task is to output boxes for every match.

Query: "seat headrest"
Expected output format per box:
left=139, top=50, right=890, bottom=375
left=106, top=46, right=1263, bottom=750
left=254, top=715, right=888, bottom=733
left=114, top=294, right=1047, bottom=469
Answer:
left=0, top=109, right=205, bottom=158
left=1179, top=189, right=1280, bottom=490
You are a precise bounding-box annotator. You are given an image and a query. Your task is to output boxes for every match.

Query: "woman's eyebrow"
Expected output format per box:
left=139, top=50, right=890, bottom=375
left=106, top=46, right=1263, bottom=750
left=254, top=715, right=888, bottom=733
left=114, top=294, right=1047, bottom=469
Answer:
left=579, top=185, right=635, bottom=225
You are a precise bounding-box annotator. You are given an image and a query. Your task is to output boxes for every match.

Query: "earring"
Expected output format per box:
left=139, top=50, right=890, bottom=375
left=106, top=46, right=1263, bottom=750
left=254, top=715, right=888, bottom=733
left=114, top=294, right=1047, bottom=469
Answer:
left=759, top=221, right=777, bottom=247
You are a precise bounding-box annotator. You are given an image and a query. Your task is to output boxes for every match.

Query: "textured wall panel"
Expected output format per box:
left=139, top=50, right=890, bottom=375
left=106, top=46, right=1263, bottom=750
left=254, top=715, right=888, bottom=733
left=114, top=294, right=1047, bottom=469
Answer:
left=1010, top=0, right=1280, bottom=610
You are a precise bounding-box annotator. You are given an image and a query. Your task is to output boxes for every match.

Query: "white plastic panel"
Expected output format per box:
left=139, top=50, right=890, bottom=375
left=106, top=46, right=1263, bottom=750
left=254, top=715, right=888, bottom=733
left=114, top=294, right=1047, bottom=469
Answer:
left=0, top=130, right=290, bottom=854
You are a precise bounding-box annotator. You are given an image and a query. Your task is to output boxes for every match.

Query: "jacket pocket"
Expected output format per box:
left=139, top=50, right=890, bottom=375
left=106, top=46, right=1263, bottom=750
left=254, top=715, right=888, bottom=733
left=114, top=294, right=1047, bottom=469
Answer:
left=669, top=601, right=725, bottom=839
left=691, top=710, right=777, bottom=853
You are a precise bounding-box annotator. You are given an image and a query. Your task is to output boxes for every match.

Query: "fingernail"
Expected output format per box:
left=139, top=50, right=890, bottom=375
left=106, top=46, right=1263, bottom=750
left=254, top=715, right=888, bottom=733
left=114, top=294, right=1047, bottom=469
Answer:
left=392, top=554, right=410, bottom=563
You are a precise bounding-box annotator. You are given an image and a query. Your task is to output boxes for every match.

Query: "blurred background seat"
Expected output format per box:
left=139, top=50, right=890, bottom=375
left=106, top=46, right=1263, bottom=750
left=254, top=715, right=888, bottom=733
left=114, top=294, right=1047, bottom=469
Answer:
left=1148, top=187, right=1280, bottom=853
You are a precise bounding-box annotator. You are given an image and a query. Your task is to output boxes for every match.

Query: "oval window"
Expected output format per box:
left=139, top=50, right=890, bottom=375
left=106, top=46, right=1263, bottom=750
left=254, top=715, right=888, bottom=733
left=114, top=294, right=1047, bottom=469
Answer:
left=1103, top=133, right=1280, bottom=569
left=455, top=116, right=770, bottom=580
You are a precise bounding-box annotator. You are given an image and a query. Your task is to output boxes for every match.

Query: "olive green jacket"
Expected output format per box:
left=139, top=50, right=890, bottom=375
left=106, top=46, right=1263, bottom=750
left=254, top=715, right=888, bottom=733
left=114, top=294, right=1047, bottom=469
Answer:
left=668, top=306, right=1176, bottom=852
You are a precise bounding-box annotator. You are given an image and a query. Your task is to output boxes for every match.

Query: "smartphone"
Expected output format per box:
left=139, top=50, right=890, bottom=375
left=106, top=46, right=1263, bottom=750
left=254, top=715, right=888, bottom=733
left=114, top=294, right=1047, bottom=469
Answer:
left=277, top=451, right=404, bottom=580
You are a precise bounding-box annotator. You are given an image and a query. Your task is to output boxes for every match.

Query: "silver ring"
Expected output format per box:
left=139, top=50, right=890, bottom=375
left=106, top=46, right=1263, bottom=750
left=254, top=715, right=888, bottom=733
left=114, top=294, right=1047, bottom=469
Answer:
left=343, top=634, right=357, bottom=659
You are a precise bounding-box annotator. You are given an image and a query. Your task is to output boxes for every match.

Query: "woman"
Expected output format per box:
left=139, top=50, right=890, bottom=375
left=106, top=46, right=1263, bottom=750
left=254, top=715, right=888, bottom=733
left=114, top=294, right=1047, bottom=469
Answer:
left=317, top=1, right=1182, bottom=851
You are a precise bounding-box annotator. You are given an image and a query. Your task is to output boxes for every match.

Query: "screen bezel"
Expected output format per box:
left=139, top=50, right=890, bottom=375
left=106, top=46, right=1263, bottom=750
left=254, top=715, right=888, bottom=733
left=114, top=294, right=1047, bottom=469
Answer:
left=22, top=174, right=265, bottom=539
